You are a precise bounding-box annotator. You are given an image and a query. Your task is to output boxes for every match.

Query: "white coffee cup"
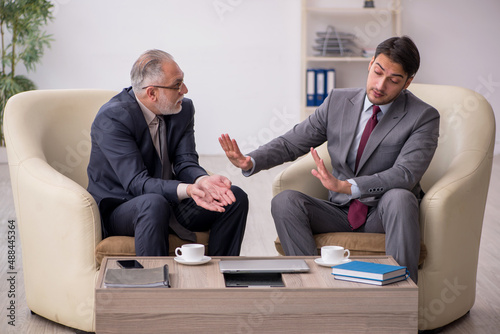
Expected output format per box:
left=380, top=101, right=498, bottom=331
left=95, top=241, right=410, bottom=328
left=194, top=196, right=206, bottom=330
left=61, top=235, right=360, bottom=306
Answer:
left=321, top=245, right=350, bottom=264
left=175, top=243, right=205, bottom=262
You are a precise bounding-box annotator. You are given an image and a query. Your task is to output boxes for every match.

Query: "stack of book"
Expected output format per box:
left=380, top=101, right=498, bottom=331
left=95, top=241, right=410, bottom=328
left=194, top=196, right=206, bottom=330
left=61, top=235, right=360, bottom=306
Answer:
left=331, top=261, right=409, bottom=286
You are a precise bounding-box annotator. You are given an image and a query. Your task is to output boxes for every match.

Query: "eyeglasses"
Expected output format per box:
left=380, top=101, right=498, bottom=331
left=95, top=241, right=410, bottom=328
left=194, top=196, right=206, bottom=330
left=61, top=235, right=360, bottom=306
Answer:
left=142, top=81, right=184, bottom=93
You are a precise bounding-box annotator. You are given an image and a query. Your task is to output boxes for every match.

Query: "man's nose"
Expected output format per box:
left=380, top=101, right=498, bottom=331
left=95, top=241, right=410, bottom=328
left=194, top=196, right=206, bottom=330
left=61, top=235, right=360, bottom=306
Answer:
left=180, top=82, right=188, bottom=95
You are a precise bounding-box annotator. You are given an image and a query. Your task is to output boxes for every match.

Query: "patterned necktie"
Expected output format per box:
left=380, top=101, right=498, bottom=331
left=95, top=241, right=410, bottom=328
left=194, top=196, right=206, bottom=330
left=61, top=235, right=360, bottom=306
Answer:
left=348, top=105, right=381, bottom=230
left=157, top=116, right=172, bottom=180
left=157, top=116, right=196, bottom=242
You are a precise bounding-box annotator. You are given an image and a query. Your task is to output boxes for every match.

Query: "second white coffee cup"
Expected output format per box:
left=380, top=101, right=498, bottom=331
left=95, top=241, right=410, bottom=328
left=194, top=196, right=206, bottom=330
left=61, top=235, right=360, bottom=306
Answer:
left=321, top=245, right=350, bottom=264
left=175, top=243, right=205, bottom=262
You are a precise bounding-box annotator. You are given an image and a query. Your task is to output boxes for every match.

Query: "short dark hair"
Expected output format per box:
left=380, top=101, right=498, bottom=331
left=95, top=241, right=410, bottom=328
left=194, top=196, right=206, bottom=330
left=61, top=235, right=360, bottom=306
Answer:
left=375, top=36, right=420, bottom=79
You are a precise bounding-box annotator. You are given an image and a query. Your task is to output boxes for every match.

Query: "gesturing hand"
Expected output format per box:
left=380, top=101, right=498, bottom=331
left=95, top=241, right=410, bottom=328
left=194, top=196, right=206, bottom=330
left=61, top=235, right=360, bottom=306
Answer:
left=187, top=184, right=225, bottom=212
left=198, top=175, right=236, bottom=207
left=310, top=147, right=352, bottom=195
left=187, top=175, right=236, bottom=212
left=218, top=134, right=253, bottom=171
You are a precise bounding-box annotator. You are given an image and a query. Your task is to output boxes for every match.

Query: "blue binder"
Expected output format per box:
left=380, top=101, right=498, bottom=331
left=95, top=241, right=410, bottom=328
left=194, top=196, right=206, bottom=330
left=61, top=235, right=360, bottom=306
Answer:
left=326, top=69, right=336, bottom=95
left=306, top=69, right=316, bottom=107
left=306, top=68, right=336, bottom=107
left=315, top=69, right=326, bottom=106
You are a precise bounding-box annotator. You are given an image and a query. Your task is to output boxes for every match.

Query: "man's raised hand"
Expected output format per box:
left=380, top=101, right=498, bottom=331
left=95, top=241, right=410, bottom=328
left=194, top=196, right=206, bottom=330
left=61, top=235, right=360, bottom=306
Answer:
left=218, top=134, right=253, bottom=171
left=310, top=147, right=351, bottom=195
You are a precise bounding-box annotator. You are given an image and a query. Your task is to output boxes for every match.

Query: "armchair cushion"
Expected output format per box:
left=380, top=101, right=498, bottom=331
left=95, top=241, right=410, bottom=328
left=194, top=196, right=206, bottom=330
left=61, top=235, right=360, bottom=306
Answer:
left=95, top=231, right=210, bottom=267
left=275, top=233, right=427, bottom=266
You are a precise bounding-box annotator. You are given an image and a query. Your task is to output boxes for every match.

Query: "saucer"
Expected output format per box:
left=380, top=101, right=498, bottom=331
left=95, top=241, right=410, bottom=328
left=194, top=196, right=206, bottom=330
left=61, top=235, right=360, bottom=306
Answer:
left=174, top=256, right=211, bottom=265
left=314, top=258, right=351, bottom=267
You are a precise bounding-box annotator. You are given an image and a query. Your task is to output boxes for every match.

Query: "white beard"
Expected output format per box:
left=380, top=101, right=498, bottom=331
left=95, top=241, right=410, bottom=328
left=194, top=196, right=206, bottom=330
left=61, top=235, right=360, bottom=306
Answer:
left=158, top=94, right=183, bottom=115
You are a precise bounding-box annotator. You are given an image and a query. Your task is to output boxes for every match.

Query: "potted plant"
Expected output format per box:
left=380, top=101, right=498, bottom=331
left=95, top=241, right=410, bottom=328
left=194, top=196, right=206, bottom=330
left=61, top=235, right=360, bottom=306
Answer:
left=0, top=0, right=54, bottom=147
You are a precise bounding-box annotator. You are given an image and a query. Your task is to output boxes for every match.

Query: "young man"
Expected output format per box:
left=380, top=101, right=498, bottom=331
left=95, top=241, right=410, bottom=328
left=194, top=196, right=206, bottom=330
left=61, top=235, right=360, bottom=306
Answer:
left=88, top=49, right=248, bottom=257
left=220, top=36, right=439, bottom=282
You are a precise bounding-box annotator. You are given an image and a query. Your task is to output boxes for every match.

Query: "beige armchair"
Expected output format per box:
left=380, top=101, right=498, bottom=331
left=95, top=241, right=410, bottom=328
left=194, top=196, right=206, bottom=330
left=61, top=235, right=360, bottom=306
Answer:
left=4, top=89, right=208, bottom=332
left=272, top=83, right=496, bottom=331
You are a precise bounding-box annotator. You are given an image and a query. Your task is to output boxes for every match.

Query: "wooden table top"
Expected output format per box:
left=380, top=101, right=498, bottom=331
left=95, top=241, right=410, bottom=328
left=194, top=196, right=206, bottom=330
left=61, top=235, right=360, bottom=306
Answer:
left=96, top=255, right=417, bottom=291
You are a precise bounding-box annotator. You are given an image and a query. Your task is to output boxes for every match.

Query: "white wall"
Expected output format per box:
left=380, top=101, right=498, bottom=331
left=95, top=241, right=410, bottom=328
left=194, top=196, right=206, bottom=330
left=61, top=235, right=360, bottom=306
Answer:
left=402, top=0, right=500, bottom=154
left=29, top=0, right=302, bottom=155
left=24, top=0, right=499, bottom=154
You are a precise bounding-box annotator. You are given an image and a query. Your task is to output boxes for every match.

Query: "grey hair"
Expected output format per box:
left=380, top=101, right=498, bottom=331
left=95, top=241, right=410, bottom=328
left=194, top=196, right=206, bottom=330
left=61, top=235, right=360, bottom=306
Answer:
left=130, top=49, right=175, bottom=91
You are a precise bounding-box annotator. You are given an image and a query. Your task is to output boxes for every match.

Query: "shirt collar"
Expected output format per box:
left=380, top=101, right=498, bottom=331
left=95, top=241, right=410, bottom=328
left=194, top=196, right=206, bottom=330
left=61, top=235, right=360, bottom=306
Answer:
left=135, top=94, right=157, bottom=125
left=362, top=95, right=393, bottom=115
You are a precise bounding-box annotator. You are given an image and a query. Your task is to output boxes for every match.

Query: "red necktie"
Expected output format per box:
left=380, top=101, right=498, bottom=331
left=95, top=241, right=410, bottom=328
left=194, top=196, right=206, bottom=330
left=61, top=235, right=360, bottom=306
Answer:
left=347, top=105, right=381, bottom=230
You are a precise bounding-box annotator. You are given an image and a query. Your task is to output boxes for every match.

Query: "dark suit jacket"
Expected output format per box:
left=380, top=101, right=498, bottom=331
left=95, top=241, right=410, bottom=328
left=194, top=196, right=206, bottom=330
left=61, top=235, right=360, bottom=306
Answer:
left=249, top=87, right=440, bottom=206
left=87, top=87, right=208, bottom=218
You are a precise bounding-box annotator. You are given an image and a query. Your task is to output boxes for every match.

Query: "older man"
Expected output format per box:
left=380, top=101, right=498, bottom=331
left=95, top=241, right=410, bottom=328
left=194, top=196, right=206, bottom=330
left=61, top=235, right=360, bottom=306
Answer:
left=88, top=49, right=248, bottom=256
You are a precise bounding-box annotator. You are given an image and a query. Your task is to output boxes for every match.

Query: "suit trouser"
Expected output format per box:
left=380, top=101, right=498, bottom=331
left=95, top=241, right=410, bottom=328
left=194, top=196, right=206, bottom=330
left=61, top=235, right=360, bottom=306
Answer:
left=271, top=188, right=420, bottom=283
left=105, top=185, right=248, bottom=257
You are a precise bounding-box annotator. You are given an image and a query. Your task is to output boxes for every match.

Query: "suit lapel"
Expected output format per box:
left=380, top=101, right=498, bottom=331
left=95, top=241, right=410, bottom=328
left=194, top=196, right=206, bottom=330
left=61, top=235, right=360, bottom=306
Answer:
left=127, top=89, right=163, bottom=178
left=356, top=91, right=408, bottom=173
left=339, top=89, right=365, bottom=175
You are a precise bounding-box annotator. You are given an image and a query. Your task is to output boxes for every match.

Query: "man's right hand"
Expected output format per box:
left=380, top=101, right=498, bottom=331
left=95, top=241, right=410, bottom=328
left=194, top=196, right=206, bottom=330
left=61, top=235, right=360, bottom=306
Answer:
left=218, top=134, right=253, bottom=171
left=187, top=183, right=226, bottom=213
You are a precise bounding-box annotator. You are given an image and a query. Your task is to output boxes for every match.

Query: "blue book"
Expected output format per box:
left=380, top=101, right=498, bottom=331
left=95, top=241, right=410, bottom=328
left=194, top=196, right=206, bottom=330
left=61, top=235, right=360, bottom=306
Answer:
left=333, top=273, right=408, bottom=286
left=331, top=261, right=408, bottom=281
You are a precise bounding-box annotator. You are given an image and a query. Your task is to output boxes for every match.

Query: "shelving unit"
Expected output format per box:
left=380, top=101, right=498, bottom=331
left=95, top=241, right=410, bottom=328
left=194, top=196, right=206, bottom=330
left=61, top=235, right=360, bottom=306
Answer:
left=301, top=0, right=401, bottom=119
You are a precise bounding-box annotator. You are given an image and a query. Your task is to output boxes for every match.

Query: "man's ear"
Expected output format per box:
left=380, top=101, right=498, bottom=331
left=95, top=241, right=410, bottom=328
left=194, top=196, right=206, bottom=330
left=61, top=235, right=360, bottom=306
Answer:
left=403, top=76, right=414, bottom=90
left=368, top=56, right=375, bottom=71
left=145, top=87, right=158, bottom=102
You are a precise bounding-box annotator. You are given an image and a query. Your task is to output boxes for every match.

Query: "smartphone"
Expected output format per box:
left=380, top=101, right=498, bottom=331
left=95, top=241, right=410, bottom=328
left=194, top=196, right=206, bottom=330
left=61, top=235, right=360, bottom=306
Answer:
left=117, top=260, right=143, bottom=269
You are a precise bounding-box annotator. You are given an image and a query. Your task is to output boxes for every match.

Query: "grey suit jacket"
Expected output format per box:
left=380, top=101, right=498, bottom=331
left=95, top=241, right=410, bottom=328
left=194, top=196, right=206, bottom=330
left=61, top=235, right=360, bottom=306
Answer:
left=249, top=87, right=440, bottom=207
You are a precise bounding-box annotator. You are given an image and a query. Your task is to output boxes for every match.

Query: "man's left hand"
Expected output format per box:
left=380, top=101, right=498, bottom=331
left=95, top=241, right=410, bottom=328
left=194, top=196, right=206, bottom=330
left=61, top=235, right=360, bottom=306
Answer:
left=197, top=175, right=236, bottom=207
left=310, top=147, right=352, bottom=195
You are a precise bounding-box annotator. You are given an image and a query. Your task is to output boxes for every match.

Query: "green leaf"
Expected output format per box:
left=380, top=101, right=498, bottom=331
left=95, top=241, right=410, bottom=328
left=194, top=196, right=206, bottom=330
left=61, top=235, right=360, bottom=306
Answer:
left=0, top=0, right=54, bottom=146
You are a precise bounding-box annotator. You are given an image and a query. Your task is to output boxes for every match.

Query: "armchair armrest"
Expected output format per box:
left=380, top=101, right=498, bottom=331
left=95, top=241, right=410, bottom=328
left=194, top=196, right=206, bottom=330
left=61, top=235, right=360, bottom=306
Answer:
left=418, top=148, right=493, bottom=326
left=272, top=142, right=331, bottom=199
left=12, top=157, right=101, bottom=327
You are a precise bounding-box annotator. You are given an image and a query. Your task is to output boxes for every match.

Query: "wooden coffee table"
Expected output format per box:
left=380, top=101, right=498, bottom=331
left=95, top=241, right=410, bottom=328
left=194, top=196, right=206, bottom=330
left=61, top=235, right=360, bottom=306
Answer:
left=95, top=256, right=417, bottom=333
